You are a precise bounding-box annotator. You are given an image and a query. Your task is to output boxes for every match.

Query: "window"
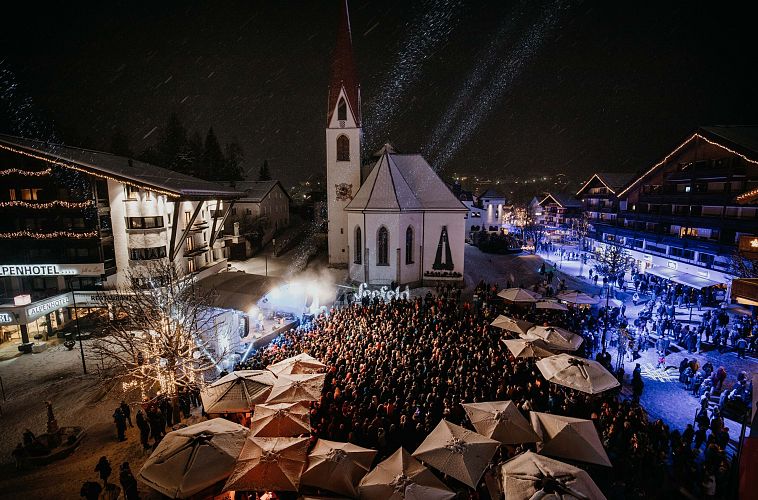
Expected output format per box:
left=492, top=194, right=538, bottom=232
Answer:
left=337, top=135, right=350, bottom=161
left=337, top=98, right=347, bottom=121
left=129, top=246, right=167, bottom=261
left=127, top=216, right=164, bottom=229
left=125, top=185, right=139, bottom=200
left=405, top=226, right=414, bottom=264
left=21, top=189, right=40, bottom=201
left=354, top=226, right=362, bottom=264
left=184, top=211, right=192, bottom=227
left=377, top=226, right=389, bottom=266
left=246, top=208, right=252, bottom=215
left=8, top=189, right=16, bottom=201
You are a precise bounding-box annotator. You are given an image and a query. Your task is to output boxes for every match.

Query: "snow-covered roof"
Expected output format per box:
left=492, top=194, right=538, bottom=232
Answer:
left=345, top=151, right=467, bottom=212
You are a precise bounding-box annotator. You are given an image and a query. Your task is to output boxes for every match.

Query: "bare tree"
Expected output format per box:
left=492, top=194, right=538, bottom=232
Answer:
left=571, top=214, right=591, bottom=277
left=91, top=260, right=226, bottom=407
left=731, top=250, right=758, bottom=279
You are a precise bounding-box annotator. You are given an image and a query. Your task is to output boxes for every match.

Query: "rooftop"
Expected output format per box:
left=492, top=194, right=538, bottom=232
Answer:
left=0, top=134, right=243, bottom=199
left=234, top=180, right=289, bottom=202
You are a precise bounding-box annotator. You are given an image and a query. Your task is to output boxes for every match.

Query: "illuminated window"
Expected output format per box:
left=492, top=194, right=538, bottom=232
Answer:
left=337, top=135, right=350, bottom=161
left=8, top=189, right=16, bottom=201
left=377, top=226, right=389, bottom=266
left=125, top=185, right=139, bottom=200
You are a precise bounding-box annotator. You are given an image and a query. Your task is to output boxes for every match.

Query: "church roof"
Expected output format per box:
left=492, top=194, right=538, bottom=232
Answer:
left=327, top=0, right=361, bottom=126
left=345, top=151, right=468, bottom=212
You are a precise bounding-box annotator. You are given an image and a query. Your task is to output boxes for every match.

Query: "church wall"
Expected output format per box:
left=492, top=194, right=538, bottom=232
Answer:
left=399, top=213, right=423, bottom=285
left=346, top=212, right=364, bottom=283
left=422, top=211, right=466, bottom=284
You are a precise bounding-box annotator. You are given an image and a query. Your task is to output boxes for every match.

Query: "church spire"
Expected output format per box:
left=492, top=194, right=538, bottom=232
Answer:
left=327, top=0, right=361, bottom=126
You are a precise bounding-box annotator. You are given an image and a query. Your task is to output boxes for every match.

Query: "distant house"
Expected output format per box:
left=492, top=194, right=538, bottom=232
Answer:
left=227, top=180, right=290, bottom=258
left=537, top=193, right=583, bottom=227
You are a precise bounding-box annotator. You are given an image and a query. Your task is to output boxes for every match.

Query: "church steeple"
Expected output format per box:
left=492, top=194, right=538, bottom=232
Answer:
left=327, top=0, right=361, bottom=126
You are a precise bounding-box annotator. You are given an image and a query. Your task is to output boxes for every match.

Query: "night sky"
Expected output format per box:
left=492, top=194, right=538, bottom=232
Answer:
left=0, top=0, right=755, bottom=187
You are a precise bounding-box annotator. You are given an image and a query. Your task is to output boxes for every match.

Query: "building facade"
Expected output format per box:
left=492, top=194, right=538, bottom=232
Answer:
left=0, top=135, right=241, bottom=346
left=228, top=180, right=290, bottom=258
left=537, top=193, right=583, bottom=227
left=591, top=126, right=758, bottom=295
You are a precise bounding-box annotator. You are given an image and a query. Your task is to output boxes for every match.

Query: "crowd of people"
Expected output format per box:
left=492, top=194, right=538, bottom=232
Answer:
left=235, top=282, right=742, bottom=498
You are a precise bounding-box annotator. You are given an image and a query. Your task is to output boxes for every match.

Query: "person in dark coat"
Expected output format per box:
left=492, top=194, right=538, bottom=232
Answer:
left=94, top=456, right=112, bottom=486
left=135, top=409, right=151, bottom=451
left=631, top=363, right=644, bottom=403
left=80, top=481, right=102, bottom=500
left=113, top=407, right=127, bottom=441
left=120, top=400, right=133, bottom=428
left=119, top=462, right=140, bottom=500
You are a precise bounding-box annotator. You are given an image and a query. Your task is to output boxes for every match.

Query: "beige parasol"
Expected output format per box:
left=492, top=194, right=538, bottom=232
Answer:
left=555, top=290, right=599, bottom=305
left=501, top=451, right=607, bottom=499
left=536, top=353, right=620, bottom=394
left=502, top=338, right=555, bottom=359
left=250, top=402, right=311, bottom=437
left=358, top=448, right=455, bottom=500
left=536, top=301, right=569, bottom=311
left=138, top=418, right=249, bottom=499
left=490, top=315, right=534, bottom=336
left=223, top=436, right=309, bottom=492
left=497, top=288, right=541, bottom=303
left=462, top=401, right=540, bottom=444
left=530, top=412, right=612, bottom=467
left=412, top=419, right=500, bottom=489
left=200, top=370, right=277, bottom=414
left=267, top=353, right=327, bottom=376
left=523, top=326, right=583, bottom=351
left=300, top=439, right=377, bottom=498
left=265, top=373, right=326, bottom=404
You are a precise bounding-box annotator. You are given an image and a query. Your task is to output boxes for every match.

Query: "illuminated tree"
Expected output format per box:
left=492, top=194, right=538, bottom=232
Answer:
left=571, top=214, right=591, bottom=277
left=91, top=260, right=226, bottom=409
left=593, top=244, right=631, bottom=285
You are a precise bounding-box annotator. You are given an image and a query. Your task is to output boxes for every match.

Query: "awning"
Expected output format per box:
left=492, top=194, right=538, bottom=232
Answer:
left=644, top=266, right=722, bottom=289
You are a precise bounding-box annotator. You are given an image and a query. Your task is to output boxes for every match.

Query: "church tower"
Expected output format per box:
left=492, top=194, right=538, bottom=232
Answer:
left=326, top=0, right=362, bottom=267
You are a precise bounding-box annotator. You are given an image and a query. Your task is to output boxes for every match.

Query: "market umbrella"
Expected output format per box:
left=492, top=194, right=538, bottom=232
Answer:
left=490, top=315, right=534, bottom=336
left=138, top=418, right=249, bottom=499
left=267, top=353, right=327, bottom=376
left=250, top=402, right=311, bottom=437
left=522, top=326, right=583, bottom=352
left=502, top=338, right=555, bottom=359
left=535, top=353, right=619, bottom=395
left=501, top=451, right=607, bottom=500
left=497, top=288, right=541, bottom=303
left=223, top=436, right=309, bottom=492
left=265, top=373, right=326, bottom=404
left=301, top=439, right=377, bottom=498
left=555, top=290, right=599, bottom=305
left=530, top=412, right=612, bottom=467
left=462, top=401, right=540, bottom=444
left=358, top=448, right=455, bottom=500
left=201, top=370, right=277, bottom=414
left=412, top=419, right=500, bottom=489
left=536, top=301, right=569, bottom=311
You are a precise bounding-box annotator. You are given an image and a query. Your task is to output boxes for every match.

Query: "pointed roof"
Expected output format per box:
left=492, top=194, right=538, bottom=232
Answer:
left=345, top=152, right=468, bottom=212
left=327, top=0, right=361, bottom=126
left=478, top=187, right=505, bottom=200
left=538, top=192, right=582, bottom=208
left=576, top=172, right=635, bottom=196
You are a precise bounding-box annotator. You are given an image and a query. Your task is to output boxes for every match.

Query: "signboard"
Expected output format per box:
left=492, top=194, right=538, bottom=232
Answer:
left=26, top=294, right=71, bottom=320
left=352, top=283, right=411, bottom=303
left=0, top=312, right=13, bottom=324
left=667, top=261, right=678, bottom=270
left=0, top=263, right=105, bottom=277
left=738, top=235, right=758, bottom=260
left=13, top=294, right=31, bottom=306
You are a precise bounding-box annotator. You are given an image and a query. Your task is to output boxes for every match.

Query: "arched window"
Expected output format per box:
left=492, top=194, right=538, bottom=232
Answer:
left=405, top=226, right=414, bottom=264
left=377, top=226, right=389, bottom=266
left=354, top=226, right=362, bottom=264
left=337, top=98, right=347, bottom=121
left=337, top=135, right=350, bottom=161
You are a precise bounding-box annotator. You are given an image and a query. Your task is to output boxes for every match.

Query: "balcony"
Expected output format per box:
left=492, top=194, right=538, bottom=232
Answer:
left=184, top=244, right=209, bottom=257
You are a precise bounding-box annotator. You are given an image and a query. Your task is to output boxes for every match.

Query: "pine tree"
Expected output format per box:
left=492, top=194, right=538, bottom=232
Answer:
left=258, top=159, right=271, bottom=181
left=224, top=141, right=244, bottom=181
left=201, top=127, right=224, bottom=180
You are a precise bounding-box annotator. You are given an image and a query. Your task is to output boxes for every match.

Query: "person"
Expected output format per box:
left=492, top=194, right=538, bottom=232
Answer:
left=119, top=462, right=140, bottom=500
left=135, top=409, right=151, bottom=451
left=113, top=407, right=127, bottom=442
left=120, top=400, right=133, bottom=428
left=736, top=336, right=747, bottom=359
left=631, top=364, right=644, bottom=403
left=80, top=481, right=102, bottom=500
left=95, top=456, right=112, bottom=486
left=632, top=292, right=640, bottom=306
left=11, top=443, right=25, bottom=470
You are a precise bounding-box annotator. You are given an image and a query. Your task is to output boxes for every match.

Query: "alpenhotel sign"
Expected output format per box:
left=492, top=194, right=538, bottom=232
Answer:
left=0, top=263, right=105, bottom=277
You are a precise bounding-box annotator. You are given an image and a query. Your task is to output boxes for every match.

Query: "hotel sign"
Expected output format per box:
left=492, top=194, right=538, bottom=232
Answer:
left=0, top=312, right=12, bottom=324
left=27, top=295, right=71, bottom=318
left=0, top=263, right=105, bottom=277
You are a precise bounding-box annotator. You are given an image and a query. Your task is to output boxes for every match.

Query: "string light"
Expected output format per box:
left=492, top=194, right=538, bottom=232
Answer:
left=0, top=200, right=94, bottom=209
left=0, top=167, right=52, bottom=176
left=0, top=143, right=180, bottom=198
left=576, top=173, right=616, bottom=196
left=0, top=230, right=99, bottom=239
left=618, top=132, right=758, bottom=198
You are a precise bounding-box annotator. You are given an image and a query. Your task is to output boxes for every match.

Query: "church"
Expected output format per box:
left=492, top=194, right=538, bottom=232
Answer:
left=325, top=0, right=467, bottom=287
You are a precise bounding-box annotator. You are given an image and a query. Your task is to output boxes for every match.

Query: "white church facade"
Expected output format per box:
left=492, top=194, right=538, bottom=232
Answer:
left=325, top=0, right=467, bottom=286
